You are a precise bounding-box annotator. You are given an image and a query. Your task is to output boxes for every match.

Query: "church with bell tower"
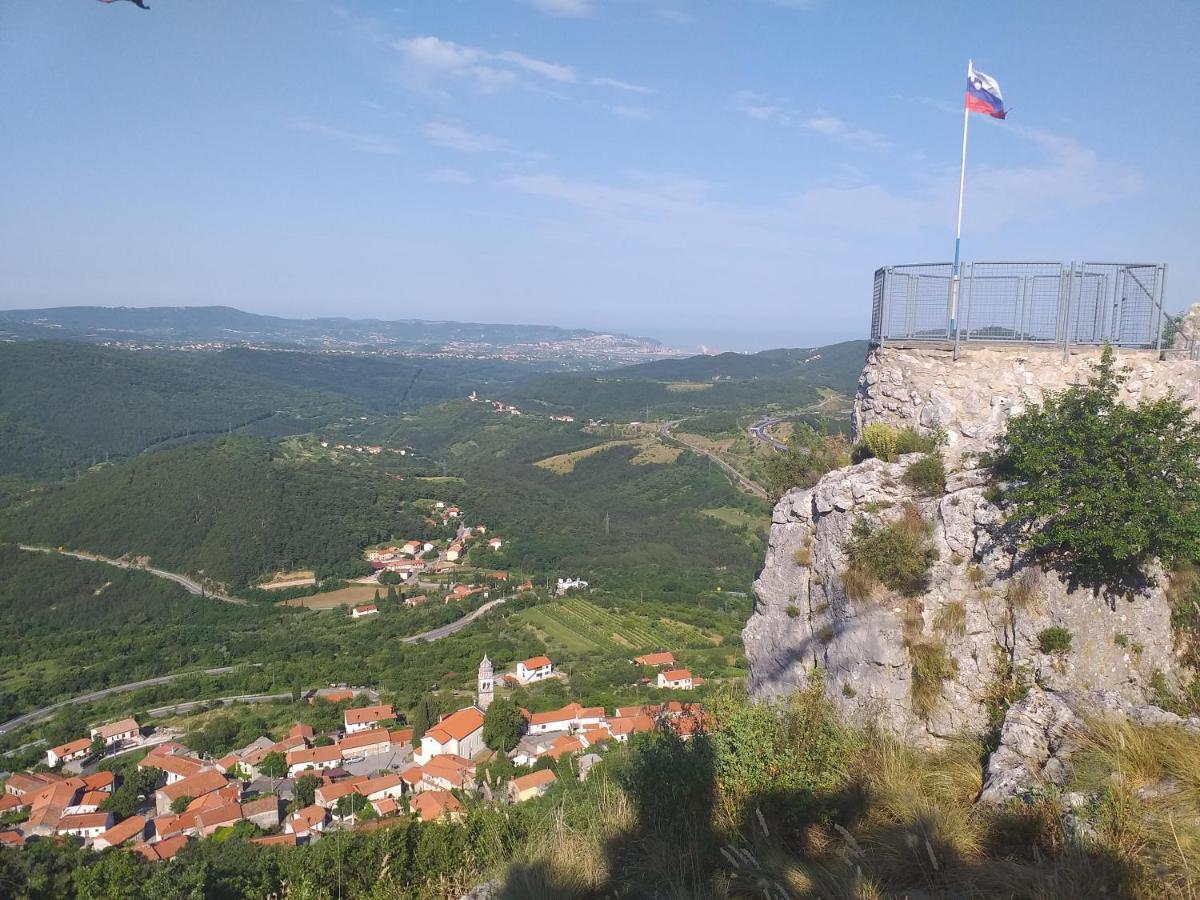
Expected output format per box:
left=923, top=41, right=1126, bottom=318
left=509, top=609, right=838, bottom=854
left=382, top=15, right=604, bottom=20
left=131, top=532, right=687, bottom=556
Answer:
left=477, top=655, right=494, bottom=711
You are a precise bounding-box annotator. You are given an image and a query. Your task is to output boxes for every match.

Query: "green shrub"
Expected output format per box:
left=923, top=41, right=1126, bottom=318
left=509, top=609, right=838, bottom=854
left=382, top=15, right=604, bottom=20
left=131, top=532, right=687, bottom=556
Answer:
left=786, top=604, right=801, bottom=619
left=845, top=504, right=938, bottom=596
left=1113, top=633, right=1129, bottom=648
left=1037, top=626, right=1073, bottom=654
left=861, top=423, right=899, bottom=462
left=841, top=683, right=857, bottom=698
left=904, top=452, right=946, bottom=496
left=993, top=346, right=1200, bottom=585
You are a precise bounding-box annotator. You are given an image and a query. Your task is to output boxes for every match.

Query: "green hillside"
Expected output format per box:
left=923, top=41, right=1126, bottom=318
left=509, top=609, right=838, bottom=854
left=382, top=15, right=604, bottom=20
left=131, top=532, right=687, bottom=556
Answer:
left=0, top=437, right=435, bottom=588
left=0, top=341, right=536, bottom=480
left=501, top=340, right=867, bottom=421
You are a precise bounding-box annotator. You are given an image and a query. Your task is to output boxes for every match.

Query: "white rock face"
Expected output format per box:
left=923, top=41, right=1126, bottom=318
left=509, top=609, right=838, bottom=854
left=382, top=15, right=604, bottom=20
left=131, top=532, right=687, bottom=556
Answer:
left=743, top=457, right=1178, bottom=748
left=853, top=343, right=1200, bottom=463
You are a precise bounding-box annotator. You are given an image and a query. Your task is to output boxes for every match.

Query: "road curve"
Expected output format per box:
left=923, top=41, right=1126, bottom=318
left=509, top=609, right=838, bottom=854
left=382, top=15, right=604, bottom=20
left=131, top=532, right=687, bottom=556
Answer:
left=0, top=665, right=243, bottom=736
left=403, top=598, right=507, bottom=643
left=749, top=416, right=788, bottom=452
left=18, top=545, right=243, bottom=604
left=658, top=421, right=770, bottom=499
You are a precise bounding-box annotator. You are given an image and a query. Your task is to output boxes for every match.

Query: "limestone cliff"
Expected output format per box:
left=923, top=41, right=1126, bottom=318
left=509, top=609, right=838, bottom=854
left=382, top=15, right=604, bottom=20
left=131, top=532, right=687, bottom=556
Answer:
left=745, top=339, right=1200, bottom=747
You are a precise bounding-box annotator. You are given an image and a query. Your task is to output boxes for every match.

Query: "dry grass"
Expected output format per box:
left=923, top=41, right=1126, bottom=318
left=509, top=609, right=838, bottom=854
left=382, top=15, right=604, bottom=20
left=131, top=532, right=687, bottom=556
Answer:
left=841, top=566, right=877, bottom=601
left=934, top=600, right=967, bottom=638
left=793, top=546, right=813, bottom=567
left=1007, top=568, right=1044, bottom=613
left=907, top=638, right=957, bottom=720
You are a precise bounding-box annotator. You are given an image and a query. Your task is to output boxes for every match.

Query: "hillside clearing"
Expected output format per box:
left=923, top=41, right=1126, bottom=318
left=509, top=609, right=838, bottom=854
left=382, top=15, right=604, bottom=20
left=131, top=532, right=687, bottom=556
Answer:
left=282, top=584, right=380, bottom=609
left=533, top=438, right=680, bottom=474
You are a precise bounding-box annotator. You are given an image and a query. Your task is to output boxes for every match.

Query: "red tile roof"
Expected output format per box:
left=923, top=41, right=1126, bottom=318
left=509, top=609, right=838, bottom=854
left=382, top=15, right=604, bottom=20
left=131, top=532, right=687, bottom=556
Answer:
left=425, top=706, right=484, bottom=744
left=521, top=655, right=552, bottom=669
left=159, top=770, right=228, bottom=804
left=97, top=814, right=146, bottom=847
left=344, top=705, right=394, bottom=727
left=634, top=652, right=676, bottom=667
left=511, top=769, right=557, bottom=792
left=49, top=737, right=92, bottom=759
left=82, top=771, right=115, bottom=793
left=412, top=790, right=461, bottom=822
left=135, top=834, right=188, bottom=861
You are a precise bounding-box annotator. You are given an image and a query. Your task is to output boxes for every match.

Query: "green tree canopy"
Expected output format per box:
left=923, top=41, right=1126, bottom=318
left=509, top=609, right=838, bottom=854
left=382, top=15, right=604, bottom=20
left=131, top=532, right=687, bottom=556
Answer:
left=258, top=751, right=288, bottom=779
left=482, top=698, right=524, bottom=753
left=995, top=346, right=1200, bottom=584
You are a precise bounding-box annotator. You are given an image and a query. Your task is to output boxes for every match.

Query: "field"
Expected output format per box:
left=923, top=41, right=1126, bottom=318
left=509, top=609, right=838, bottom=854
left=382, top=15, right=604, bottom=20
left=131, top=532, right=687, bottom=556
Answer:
left=533, top=438, right=681, bottom=474
left=701, top=507, right=769, bottom=536
left=515, top=596, right=723, bottom=656
left=664, top=382, right=713, bottom=392
left=282, top=584, right=380, bottom=609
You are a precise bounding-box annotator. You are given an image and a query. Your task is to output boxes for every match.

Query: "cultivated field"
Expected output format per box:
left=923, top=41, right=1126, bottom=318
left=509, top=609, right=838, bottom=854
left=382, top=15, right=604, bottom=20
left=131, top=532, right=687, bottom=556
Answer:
left=533, top=439, right=681, bottom=474
left=282, top=585, right=380, bottom=609
left=515, top=596, right=721, bottom=655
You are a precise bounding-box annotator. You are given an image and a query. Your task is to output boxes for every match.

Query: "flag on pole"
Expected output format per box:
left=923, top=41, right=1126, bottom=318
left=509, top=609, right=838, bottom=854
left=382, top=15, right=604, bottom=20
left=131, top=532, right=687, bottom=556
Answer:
left=965, top=63, right=1006, bottom=119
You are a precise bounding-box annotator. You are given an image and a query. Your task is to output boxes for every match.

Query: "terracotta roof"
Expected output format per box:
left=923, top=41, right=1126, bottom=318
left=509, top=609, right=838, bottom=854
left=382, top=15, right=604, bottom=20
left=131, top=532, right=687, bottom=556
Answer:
left=57, top=812, right=113, bottom=831
left=186, top=785, right=241, bottom=812
left=315, top=780, right=364, bottom=806
left=193, top=802, right=242, bottom=830
left=527, top=702, right=603, bottom=727
left=144, top=741, right=190, bottom=758
left=544, top=736, right=584, bottom=760
left=0, top=831, right=25, bottom=846
left=422, top=755, right=474, bottom=788
left=399, top=766, right=424, bottom=785
left=78, top=790, right=109, bottom=808
left=135, top=834, right=188, bottom=861
left=424, top=706, right=484, bottom=744
left=82, top=771, right=115, bottom=792
left=582, top=728, right=613, bottom=746
left=521, top=655, right=552, bottom=669
left=373, top=797, right=400, bottom=816
left=511, top=769, right=557, bottom=792
left=357, top=774, right=402, bottom=798
left=4, top=772, right=58, bottom=796
left=93, top=718, right=139, bottom=741
left=97, top=814, right=147, bottom=847
left=159, top=769, right=228, bottom=804
left=251, top=833, right=297, bottom=846
left=49, top=737, right=92, bottom=759
left=352, top=604, right=378, bottom=614
left=0, top=794, right=26, bottom=813
left=240, top=796, right=281, bottom=819
left=152, top=813, right=192, bottom=840
left=338, top=728, right=392, bottom=753
left=215, top=753, right=242, bottom=773
left=288, top=723, right=315, bottom=740
left=608, top=714, right=655, bottom=737
left=290, top=804, right=328, bottom=831
left=634, top=652, right=676, bottom=667
left=412, top=790, right=461, bottom=822
left=152, top=755, right=206, bottom=779
left=250, top=830, right=297, bottom=844
left=344, top=704, right=394, bottom=727
left=390, top=727, right=414, bottom=745
left=316, top=689, right=355, bottom=704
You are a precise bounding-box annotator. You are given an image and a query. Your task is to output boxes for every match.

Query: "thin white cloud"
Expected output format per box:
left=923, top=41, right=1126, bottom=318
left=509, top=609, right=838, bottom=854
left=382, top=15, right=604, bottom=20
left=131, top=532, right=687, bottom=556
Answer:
left=394, top=35, right=572, bottom=94
left=656, top=9, right=696, bottom=24
left=804, top=113, right=890, bottom=149
left=592, top=76, right=653, bottom=94
left=517, top=0, right=595, bottom=17
left=423, top=122, right=511, bottom=154
left=732, top=90, right=794, bottom=124
left=427, top=168, right=475, bottom=185
left=286, top=118, right=403, bottom=156
left=609, top=105, right=653, bottom=120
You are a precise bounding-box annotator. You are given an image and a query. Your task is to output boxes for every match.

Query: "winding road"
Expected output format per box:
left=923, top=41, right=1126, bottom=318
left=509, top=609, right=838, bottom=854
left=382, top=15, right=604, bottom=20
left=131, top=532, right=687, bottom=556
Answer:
left=402, top=598, right=507, bottom=643
left=658, top=420, right=769, bottom=499
left=0, top=665, right=245, bottom=736
left=749, top=416, right=788, bottom=452
left=18, top=544, right=243, bottom=604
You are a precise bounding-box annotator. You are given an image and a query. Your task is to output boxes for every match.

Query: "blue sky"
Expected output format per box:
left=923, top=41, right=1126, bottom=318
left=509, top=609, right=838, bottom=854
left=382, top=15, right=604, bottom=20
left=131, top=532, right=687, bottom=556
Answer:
left=1, top=1, right=1196, bottom=351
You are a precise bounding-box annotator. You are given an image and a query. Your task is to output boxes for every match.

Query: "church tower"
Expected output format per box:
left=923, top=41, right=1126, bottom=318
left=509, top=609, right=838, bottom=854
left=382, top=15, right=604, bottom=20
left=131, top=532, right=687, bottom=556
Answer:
left=477, top=655, right=494, bottom=711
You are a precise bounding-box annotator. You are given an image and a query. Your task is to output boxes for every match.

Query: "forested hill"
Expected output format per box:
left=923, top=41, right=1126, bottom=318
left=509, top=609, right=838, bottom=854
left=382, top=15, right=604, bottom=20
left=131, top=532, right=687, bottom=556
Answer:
left=0, top=437, right=434, bottom=589
left=500, top=340, right=868, bottom=420
left=0, top=341, right=535, bottom=480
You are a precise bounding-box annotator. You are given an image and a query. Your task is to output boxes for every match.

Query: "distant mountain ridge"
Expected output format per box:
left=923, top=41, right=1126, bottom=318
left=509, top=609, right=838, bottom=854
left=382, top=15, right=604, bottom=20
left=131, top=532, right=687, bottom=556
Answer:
left=0, top=304, right=666, bottom=350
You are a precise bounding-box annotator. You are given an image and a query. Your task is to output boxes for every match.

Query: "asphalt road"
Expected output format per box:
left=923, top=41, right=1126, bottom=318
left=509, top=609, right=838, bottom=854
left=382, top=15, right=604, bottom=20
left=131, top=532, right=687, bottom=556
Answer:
left=402, top=598, right=507, bottom=643
left=18, top=544, right=243, bottom=604
left=0, top=665, right=244, bottom=736
left=658, top=420, right=770, bottom=499
left=749, top=416, right=788, bottom=452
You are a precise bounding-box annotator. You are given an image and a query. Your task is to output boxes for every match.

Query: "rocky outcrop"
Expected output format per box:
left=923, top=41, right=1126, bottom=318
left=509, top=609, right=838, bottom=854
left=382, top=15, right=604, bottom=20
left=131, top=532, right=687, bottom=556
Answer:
left=853, top=343, right=1200, bottom=462
left=979, top=686, right=1200, bottom=804
left=743, top=457, right=1178, bottom=747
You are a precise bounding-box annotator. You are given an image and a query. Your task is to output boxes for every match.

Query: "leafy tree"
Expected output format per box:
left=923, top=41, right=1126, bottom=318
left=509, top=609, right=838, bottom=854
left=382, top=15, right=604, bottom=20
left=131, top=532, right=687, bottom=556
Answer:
left=294, top=773, right=320, bottom=808
left=411, top=695, right=439, bottom=742
left=765, top=422, right=850, bottom=497
left=994, top=346, right=1200, bottom=583
left=336, top=792, right=367, bottom=819
left=258, top=752, right=288, bottom=779
left=90, top=734, right=107, bottom=758
left=482, top=698, right=524, bottom=753
left=170, top=794, right=194, bottom=814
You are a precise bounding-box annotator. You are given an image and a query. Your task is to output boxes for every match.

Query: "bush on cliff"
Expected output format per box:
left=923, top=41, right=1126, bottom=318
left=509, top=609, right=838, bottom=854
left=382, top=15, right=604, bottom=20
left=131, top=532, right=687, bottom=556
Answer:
left=853, top=423, right=940, bottom=463
left=845, top=504, right=938, bottom=597
left=993, top=346, right=1200, bottom=585
left=765, top=422, right=850, bottom=497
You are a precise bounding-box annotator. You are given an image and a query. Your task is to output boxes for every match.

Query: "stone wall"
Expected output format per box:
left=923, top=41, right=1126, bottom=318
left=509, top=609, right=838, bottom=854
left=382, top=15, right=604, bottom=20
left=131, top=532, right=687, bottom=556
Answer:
left=853, top=343, right=1200, bottom=462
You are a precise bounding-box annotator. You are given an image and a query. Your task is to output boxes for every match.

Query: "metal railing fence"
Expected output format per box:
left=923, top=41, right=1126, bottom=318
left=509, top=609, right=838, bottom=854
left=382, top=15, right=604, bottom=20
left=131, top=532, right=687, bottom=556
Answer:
left=870, top=261, right=1169, bottom=353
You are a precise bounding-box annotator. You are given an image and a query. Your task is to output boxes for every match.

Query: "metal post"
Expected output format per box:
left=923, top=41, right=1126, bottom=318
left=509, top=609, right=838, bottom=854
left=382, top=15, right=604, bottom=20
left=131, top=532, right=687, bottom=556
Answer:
left=1155, top=264, right=1168, bottom=353
left=1061, top=263, right=1074, bottom=364
left=950, top=60, right=972, bottom=361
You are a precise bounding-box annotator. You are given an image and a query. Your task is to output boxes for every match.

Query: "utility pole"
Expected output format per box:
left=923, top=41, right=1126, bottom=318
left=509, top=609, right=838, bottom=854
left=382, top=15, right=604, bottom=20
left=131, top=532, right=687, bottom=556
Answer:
left=604, top=511, right=610, bottom=537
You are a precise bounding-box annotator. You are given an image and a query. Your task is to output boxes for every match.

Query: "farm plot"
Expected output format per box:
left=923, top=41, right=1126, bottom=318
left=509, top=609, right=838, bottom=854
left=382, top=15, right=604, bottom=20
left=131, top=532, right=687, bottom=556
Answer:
left=516, top=596, right=719, bottom=657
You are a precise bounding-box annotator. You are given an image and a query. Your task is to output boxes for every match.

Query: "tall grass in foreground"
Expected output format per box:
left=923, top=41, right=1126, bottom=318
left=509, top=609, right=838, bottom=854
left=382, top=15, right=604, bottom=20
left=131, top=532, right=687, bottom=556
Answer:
left=494, top=687, right=1200, bottom=899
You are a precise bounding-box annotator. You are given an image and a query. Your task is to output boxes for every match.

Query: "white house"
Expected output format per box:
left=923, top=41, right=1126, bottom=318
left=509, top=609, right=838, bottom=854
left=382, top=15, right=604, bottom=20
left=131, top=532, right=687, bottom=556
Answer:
left=525, top=702, right=605, bottom=736
left=487, top=538, right=503, bottom=550
left=56, top=812, right=113, bottom=840
left=413, top=706, right=485, bottom=765
left=657, top=669, right=694, bottom=690
left=286, top=745, right=341, bottom=777
left=516, top=655, right=553, bottom=684
left=90, top=718, right=139, bottom=748
left=350, top=604, right=378, bottom=619
left=344, top=704, right=395, bottom=734
left=555, top=578, right=588, bottom=596
left=46, top=738, right=91, bottom=769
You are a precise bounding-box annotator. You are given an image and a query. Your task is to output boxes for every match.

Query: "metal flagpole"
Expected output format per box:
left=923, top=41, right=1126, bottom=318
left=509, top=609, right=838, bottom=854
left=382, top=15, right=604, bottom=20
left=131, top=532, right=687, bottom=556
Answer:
left=950, top=58, right=972, bottom=360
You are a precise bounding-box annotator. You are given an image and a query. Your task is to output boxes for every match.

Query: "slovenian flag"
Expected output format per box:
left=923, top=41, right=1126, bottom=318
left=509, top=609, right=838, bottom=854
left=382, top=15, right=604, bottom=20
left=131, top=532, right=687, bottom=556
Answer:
left=966, top=63, right=1006, bottom=119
